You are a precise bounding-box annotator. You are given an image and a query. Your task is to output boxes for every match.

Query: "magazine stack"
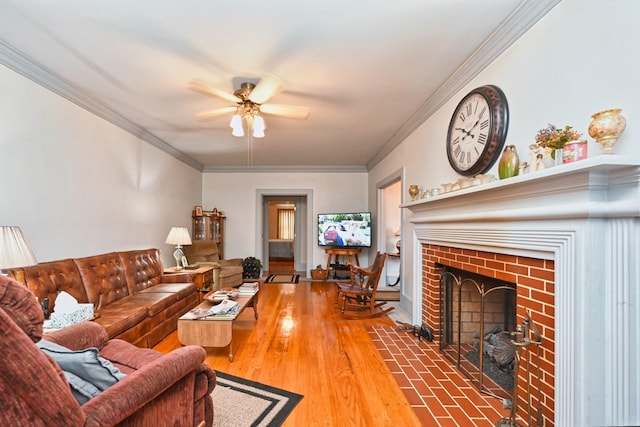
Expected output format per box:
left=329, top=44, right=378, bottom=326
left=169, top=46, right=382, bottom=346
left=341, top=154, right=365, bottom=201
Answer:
left=238, top=282, right=259, bottom=296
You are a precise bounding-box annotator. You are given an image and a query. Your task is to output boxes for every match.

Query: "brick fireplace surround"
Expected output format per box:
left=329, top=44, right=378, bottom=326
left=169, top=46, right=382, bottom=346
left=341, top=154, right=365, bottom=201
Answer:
left=404, top=157, right=640, bottom=427
left=423, top=244, right=555, bottom=424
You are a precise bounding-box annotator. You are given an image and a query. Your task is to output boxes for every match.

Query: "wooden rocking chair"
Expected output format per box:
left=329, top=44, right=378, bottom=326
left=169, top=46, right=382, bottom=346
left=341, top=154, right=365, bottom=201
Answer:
left=335, top=251, right=382, bottom=304
left=338, top=252, right=393, bottom=319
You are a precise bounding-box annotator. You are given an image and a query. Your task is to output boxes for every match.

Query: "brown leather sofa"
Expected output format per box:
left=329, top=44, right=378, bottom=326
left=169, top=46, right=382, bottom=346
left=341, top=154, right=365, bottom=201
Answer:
left=6, top=248, right=198, bottom=348
left=0, top=274, right=215, bottom=427
left=184, top=240, right=244, bottom=289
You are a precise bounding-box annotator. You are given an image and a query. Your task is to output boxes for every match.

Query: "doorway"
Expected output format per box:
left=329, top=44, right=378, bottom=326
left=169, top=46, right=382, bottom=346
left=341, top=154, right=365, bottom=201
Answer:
left=258, top=189, right=313, bottom=276
left=377, top=174, right=402, bottom=291
left=266, top=200, right=296, bottom=274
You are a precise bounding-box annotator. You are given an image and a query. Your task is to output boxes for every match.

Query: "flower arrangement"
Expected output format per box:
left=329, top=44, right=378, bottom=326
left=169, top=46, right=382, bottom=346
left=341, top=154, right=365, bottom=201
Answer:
left=535, top=124, right=583, bottom=160
left=535, top=124, right=583, bottom=151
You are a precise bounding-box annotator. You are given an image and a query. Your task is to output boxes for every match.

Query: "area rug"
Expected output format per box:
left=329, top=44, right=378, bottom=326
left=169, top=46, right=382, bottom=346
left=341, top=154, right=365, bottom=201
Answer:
left=212, top=371, right=303, bottom=427
left=265, top=274, right=300, bottom=284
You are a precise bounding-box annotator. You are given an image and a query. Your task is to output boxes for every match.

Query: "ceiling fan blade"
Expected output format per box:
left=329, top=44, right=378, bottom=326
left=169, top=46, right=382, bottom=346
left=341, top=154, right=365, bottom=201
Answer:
left=260, top=103, right=310, bottom=119
left=249, top=73, right=283, bottom=104
left=196, top=106, right=238, bottom=121
left=188, top=80, right=239, bottom=104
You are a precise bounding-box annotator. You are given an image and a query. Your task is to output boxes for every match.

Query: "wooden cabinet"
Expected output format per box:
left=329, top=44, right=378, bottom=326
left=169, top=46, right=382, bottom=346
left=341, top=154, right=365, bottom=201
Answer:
left=192, top=208, right=226, bottom=259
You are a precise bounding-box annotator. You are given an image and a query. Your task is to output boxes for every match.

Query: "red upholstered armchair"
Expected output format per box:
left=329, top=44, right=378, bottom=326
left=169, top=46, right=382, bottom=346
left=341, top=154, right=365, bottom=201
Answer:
left=0, top=275, right=216, bottom=427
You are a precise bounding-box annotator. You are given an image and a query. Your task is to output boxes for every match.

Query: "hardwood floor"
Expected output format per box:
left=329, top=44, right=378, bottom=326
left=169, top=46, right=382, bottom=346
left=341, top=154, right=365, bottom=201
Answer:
left=267, top=258, right=295, bottom=274
left=154, top=278, right=421, bottom=426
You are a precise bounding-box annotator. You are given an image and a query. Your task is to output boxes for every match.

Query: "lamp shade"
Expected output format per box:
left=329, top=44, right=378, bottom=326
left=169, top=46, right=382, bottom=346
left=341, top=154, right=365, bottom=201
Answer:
left=165, top=227, right=192, bottom=246
left=0, top=226, right=38, bottom=269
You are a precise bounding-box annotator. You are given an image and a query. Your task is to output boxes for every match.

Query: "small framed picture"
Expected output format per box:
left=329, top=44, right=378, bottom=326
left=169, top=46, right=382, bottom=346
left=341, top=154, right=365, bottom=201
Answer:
left=181, top=256, right=189, bottom=268
left=194, top=205, right=203, bottom=216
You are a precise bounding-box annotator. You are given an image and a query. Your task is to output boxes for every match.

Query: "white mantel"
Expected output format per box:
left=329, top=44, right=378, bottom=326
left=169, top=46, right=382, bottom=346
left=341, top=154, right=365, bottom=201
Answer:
left=404, top=156, right=640, bottom=427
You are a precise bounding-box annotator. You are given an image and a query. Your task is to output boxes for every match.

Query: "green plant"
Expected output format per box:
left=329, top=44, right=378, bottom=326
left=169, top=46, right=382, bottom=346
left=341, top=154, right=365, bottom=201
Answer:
left=242, top=256, right=262, bottom=279
left=535, top=124, right=583, bottom=158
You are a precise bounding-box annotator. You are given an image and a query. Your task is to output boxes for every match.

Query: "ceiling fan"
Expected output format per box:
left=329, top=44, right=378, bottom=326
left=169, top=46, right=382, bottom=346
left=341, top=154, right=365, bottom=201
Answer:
left=187, top=74, right=310, bottom=138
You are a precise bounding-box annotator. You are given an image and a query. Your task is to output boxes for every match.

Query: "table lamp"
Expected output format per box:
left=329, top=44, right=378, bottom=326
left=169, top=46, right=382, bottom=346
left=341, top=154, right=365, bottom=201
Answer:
left=0, top=226, right=38, bottom=282
left=165, top=227, right=192, bottom=270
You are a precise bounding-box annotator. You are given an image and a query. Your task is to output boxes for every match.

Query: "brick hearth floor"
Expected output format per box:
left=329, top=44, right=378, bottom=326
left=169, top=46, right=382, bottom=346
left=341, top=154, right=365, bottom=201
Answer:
left=368, top=325, right=522, bottom=426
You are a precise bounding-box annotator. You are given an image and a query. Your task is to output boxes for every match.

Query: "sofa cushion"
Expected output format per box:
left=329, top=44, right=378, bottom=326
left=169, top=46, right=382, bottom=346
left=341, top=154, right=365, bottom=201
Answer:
left=74, top=253, right=130, bottom=309
left=37, top=339, right=126, bottom=404
left=93, top=303, right=148, bottom=338
left=139, top=282, right=197, bottom=301
left=184, top=240, right=221, bottom=263
left=124, top=292, right=180, bottom=317
left=118, top=248, right=164, bottom=293
left=21, top=259, right=89, bottom=314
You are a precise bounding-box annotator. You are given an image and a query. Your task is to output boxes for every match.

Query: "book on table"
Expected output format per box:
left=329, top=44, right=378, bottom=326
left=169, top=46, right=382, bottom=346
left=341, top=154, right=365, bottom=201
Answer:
left=182, top=300, right=240, bottom=319
left=239, top=282, right=259, bottom=295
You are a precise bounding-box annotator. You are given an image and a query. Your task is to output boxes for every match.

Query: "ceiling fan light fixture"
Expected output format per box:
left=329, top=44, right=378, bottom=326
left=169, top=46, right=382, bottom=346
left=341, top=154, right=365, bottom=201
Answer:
left=253, top=127, right=265, bottom=138
left=229, top=112, right=242, bottom=129
left=254, top=115, right=266, bottom=131
left=231, top=122, right=244, bottom=137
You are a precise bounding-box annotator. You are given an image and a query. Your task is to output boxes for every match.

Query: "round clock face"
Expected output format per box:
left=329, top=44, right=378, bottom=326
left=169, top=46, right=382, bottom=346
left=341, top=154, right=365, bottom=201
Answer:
left=446, top=85, right=509, bottom=176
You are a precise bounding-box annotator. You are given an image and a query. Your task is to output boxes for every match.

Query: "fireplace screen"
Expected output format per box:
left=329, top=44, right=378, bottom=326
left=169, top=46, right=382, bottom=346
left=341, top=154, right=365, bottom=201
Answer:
left=439, top=265, right=517, bottom=399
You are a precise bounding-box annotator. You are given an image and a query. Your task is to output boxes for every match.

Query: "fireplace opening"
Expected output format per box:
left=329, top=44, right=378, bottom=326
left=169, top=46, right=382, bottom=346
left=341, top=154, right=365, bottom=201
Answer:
left=438, top=264, right=517, bottom=399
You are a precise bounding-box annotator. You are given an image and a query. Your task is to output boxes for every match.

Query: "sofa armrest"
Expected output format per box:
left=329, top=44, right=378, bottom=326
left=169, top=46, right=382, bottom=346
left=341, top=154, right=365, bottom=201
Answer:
left=44, top=320, right=109, bottom=351
left=82, top=345, right=212, bottom=426
left=195, top=261, right=222, bottom=269
left=218, top=258, right=243, bottom=267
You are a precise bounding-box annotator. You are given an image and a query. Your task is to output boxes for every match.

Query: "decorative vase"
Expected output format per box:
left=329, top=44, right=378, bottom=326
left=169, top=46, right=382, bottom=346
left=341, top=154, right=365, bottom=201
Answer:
left=408, top=185, right=421, bottom=201
left=588, top=108, right=626, bottom=154
left=553, top=148, right=564, bottom=166
left=498, top=145, right=519, bottom=179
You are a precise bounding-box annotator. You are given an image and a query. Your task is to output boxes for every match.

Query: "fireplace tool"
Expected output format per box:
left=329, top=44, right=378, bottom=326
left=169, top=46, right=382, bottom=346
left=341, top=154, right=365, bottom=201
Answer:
left=496, top=311, right=543, bottom=427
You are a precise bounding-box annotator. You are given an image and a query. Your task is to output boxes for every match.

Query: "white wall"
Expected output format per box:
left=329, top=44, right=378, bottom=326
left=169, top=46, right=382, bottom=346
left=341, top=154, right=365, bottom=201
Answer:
left=202, top=171, right=368, bottom=269
left=368, top=0, right=640, bottom=318
left=0, top=65, right=202, bottom=266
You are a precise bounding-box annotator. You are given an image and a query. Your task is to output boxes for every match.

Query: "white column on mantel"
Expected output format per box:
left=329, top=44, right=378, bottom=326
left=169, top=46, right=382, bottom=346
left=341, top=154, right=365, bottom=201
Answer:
left=405, top=157, right=640, bottom=427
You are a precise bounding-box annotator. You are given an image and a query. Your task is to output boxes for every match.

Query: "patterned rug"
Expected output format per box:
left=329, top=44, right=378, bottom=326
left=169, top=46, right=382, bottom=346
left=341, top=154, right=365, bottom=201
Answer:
left=264, top=274, right=300, bottom=284
left=212, top=371, right=303, bottom=427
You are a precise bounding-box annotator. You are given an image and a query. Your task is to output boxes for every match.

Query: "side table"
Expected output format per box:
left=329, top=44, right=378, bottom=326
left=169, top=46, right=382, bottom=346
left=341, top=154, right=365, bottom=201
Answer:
left=165, top=266, right=214, bottom=300
left=324, top=248, right=361, bottom=280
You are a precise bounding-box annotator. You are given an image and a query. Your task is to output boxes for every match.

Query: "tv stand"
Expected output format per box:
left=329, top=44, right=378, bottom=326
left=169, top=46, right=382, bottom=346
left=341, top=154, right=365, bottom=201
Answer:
left=324, top=248, right=361, bottom=280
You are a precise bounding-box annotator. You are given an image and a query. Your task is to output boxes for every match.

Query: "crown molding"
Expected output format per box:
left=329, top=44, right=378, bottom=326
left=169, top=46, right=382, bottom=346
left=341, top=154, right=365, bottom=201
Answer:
left=203, top=164, right=367, bottom=173
left=0, top=39, right=204, bottom=171
left=367, top=0, right=562, bottom=170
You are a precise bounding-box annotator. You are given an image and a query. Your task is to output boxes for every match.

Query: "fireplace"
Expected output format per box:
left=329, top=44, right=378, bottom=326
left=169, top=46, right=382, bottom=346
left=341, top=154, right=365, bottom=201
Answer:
left=424, top=244, right=554, bottom=425
left=404, top=158, right=640, bottom=427
left=439, top=265, right=517, bottom=400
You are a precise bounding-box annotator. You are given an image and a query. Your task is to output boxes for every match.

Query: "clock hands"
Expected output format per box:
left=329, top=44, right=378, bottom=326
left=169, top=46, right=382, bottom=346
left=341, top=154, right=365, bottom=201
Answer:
left=454, top=127, right=473, bottom=140
left=456, top=118, right=483, bottom=141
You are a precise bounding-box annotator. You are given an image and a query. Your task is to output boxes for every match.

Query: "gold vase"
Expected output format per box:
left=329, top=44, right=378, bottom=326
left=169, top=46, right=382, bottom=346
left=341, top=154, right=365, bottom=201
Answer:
left=498, top=145, right=519, bottom=179
left=408, top=185, right=421, bottom=201
left=588, top=108, right=626, bottom=154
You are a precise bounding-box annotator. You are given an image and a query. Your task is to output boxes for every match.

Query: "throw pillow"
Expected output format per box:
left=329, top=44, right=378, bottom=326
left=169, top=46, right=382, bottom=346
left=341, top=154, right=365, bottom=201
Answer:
left=37, top=339, right=126, bottom=404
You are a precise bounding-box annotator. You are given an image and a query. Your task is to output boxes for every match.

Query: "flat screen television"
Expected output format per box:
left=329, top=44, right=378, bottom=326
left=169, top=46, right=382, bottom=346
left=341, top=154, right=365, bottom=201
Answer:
left=318, top=212, right=372, bottom=248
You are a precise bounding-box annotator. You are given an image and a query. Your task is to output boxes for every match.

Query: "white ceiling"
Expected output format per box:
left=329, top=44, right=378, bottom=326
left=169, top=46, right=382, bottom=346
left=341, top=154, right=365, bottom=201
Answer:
left=0, top=0, right=560, bottom=171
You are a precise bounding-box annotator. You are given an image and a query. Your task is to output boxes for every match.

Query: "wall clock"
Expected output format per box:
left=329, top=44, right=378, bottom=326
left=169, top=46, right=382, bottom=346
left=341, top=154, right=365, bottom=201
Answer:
left=446, top=85, right=509, bottom=176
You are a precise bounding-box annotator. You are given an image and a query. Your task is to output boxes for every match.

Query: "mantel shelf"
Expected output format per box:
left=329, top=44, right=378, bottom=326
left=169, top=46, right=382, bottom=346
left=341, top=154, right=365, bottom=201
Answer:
left=402, top=155, right=640, bottom=223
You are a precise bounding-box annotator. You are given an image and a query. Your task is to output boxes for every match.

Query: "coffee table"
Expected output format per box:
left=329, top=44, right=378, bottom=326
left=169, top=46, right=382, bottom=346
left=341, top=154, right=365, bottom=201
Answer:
left=177, top=289, right=258, bottom=362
